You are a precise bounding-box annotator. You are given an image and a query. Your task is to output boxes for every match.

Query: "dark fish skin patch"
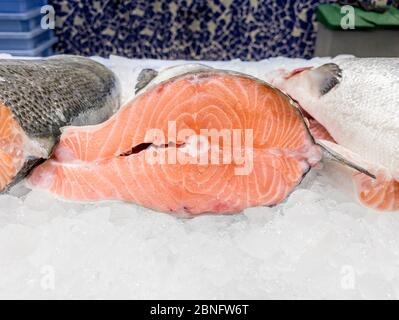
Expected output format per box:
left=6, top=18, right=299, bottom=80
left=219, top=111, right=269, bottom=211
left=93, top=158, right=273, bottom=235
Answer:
left=135, top=68, right=158, bottom=94
left=320, top=76, right=341, bottom=95
left=317, top=63, right=342, bottom=96
left=0, top=56, right=118, bottom=138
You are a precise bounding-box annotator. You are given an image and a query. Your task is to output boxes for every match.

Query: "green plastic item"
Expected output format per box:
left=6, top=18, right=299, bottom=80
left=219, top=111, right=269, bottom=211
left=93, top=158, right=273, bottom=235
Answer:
left=316, top=4, right=399, bottom=30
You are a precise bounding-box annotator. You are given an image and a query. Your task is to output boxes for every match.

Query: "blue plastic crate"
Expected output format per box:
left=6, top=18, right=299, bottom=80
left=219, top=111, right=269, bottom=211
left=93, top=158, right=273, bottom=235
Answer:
left=0, top=27, right=53, bottom=50
left=0, top=36, right=56, bottom=57
left=0, top=0, right=48, bottom=13
left=0, top=8, right=42, bottom=32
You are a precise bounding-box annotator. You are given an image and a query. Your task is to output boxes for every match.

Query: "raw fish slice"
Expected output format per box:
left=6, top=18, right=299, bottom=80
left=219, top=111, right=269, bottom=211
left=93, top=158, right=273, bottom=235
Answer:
left=0, top=104, right=24, bottom=191
left=29, top=71, right=320, bottom=215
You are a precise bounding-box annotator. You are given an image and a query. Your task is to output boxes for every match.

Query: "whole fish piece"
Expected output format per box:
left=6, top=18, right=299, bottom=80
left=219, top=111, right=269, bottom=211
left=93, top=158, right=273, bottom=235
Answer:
left=272, top=58, right=399, bottom=211
left=28, top=64, right=326, bottom=215
left=0, top=55, right=120, bottom=192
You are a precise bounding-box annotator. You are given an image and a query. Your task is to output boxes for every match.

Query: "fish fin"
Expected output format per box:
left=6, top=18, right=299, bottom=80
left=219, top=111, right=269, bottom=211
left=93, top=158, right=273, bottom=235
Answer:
left=311, top=63, right=342, bottom=96
left=316, top=139, right=375, bottom=179
left=135, top=69, right=159, bottom=94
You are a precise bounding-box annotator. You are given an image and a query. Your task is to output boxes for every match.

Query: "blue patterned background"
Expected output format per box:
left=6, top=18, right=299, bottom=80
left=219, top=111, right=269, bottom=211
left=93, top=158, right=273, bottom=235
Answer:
left=48, top=0, right=333, bottom=60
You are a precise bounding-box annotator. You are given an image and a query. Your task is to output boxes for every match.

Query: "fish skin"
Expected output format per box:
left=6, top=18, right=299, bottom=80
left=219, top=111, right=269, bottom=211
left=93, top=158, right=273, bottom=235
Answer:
left=0, top=55, right=120, bottom=192
left=135, top=63, right=213, bottom=95
left=0, top=55, right=120, bottom=138
left=272, top=57, right=399, bottom=211
left=135, top=68, right=158, bottom=94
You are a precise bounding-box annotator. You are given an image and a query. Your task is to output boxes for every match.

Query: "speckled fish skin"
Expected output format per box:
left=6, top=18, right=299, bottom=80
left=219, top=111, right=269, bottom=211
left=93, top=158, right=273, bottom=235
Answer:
left=0, top=55, right=120, bottom=192
left=273, top=57, right=399, bottom=211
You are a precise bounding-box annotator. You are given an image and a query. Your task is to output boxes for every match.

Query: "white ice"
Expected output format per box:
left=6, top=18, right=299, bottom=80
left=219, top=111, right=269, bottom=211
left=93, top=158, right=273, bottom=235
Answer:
left=1, top=55, right=398, bottom=300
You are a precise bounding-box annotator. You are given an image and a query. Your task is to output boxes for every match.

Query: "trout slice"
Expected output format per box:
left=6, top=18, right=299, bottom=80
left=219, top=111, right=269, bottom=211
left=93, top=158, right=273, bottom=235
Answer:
left=29, top=71, right=321, bottom=215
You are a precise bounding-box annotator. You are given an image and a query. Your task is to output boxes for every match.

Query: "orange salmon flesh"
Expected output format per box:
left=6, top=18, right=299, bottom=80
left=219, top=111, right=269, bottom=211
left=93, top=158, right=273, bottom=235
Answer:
left=28, top=73, right=320, bottom=215
left=0, top=104, right=25, bottom=192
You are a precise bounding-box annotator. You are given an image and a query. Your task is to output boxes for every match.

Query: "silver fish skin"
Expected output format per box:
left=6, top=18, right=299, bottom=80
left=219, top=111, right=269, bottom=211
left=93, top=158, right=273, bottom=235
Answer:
left=272, top=57, right=399, bottom=177
left=0, top=55, right=120, bottom=191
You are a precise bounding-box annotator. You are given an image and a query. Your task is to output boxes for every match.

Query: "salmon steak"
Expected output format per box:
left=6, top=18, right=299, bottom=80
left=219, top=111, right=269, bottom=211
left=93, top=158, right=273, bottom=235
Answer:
left=28, top=65, right=324, bottom=215
left=0, top=55, right=120, bottom=192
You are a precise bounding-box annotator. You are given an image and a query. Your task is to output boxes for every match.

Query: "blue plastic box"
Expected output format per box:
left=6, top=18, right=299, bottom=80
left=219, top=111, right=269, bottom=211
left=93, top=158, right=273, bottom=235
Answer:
left=0, top=8, right=42, bottom=32
left=0, top=0, right=47, bottom=13
left=0, top=27, right=52, bottom=50
left=0, top=37, right=56, bottom=56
